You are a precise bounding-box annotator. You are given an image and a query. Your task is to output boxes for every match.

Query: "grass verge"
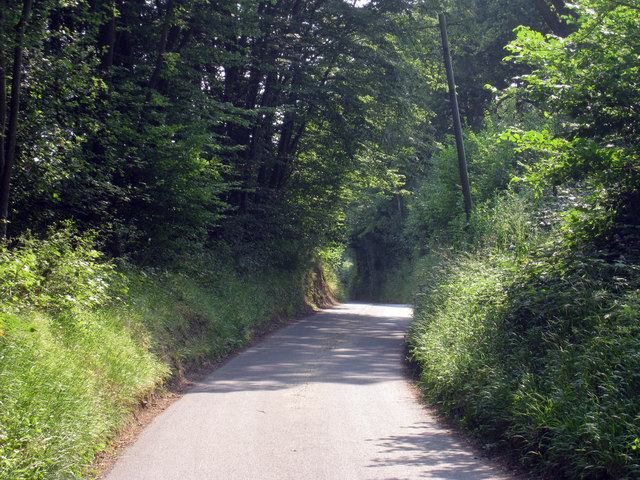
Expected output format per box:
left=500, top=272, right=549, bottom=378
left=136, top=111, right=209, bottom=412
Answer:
left=0, top=230, right=333, bottom=480
left=409, top=192, right=640, bottom=479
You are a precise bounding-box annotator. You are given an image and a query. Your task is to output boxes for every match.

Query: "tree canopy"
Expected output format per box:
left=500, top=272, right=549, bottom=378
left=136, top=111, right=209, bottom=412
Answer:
left=1, top=0, right=637, bottom=269
left=0, top=0, right=438, bottom=264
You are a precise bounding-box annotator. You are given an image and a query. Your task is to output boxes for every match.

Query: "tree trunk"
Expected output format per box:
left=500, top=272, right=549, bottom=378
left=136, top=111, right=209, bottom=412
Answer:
left=0, top=0, right=33, bottom=239
left=146, top=0, right=175, bottom=100
left=94, top=0, right=117, bottom=73
left=0, top=0, right=7, bottom=179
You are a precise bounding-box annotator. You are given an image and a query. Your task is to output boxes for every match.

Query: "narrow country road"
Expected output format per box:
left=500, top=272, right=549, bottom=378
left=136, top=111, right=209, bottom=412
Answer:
left=104, top=303, right=515, bottom=480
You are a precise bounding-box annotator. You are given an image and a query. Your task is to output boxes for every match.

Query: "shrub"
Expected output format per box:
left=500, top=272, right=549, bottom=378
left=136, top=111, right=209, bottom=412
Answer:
left=410, top=190, right=640, bottom=478
left=0, top=224, right=119, bottom=320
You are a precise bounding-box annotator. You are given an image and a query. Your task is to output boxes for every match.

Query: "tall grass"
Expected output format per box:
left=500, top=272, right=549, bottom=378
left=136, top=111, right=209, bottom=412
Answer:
left=409, top=190, right=640, bottom=478
left=0, top=229, right=327, bottom=479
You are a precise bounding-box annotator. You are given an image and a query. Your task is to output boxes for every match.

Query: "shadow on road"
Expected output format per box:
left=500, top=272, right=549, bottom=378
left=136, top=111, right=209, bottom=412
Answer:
left=190, top=303, right=413, bottom=394
left=368, top=423, right=504, bottom=479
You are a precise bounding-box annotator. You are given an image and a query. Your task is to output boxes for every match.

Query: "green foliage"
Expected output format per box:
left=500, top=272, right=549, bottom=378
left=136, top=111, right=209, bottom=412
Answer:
left=347, top=187, right=411, bottom=300
left=5, top=0, right=439, bottom=317
left=407, top=6, right=640, bottom=467
left=469, top=189, right=541, bottom=255
left=122, top=260, right=313, bottom=374
left=406, top=106, right=540, bottom=249
left=0, top=228, right=328, bottom=479
left=410, top=189, right=640, bottom=478
left=373, top=258, right=417, bottom=304
left=0, top=228, right=167, bottom=479
left=9, top=0, right=114, bottom=237
left=427, top=1, right=547, bottom=131
left=501, top=0, right=640, bottom=234
left=0, top=224, right=118, bottom=328
left=2, top=0, right=451, bottom=266
left=0, top=309, right=167, bottom=480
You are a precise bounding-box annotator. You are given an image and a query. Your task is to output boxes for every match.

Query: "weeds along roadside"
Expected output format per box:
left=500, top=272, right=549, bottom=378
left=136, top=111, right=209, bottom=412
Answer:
left=0, top=227, right=331, bottom=480
left=408, top=189, right=640, bottom=479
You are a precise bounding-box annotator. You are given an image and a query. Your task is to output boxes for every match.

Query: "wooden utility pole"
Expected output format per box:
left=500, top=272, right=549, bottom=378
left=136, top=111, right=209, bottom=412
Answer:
left=438, top=12, right=472, bottom=223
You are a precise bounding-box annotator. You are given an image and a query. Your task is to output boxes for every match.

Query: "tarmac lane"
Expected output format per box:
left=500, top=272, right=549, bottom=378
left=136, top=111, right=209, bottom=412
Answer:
left=104, top=303, right=516, bottom=480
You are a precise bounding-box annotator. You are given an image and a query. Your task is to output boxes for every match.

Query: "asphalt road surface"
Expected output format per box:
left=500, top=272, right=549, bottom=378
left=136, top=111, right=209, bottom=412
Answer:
left=105, top=303, right=514, bottom=480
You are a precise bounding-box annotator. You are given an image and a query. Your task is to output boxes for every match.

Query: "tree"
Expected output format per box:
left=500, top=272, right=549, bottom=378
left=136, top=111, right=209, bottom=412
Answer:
left=0, top=0, right=32, bottom=239
left=533, top=0, right=578, bottom=37
left=502, top=0, right=640, bottom=238
left=3, top=0, right=560, bottom=270
left=419, top=0, right=548, bottom=133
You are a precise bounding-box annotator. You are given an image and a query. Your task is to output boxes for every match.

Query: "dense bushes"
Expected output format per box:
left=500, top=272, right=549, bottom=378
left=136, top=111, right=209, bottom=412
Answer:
left=0, top=231, right=166, bottom=479
left=408, top=161, right=640, bottom=477
left=407, top=118, right=640, bottom=479
left=410, top=203, right=640, bottom=477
